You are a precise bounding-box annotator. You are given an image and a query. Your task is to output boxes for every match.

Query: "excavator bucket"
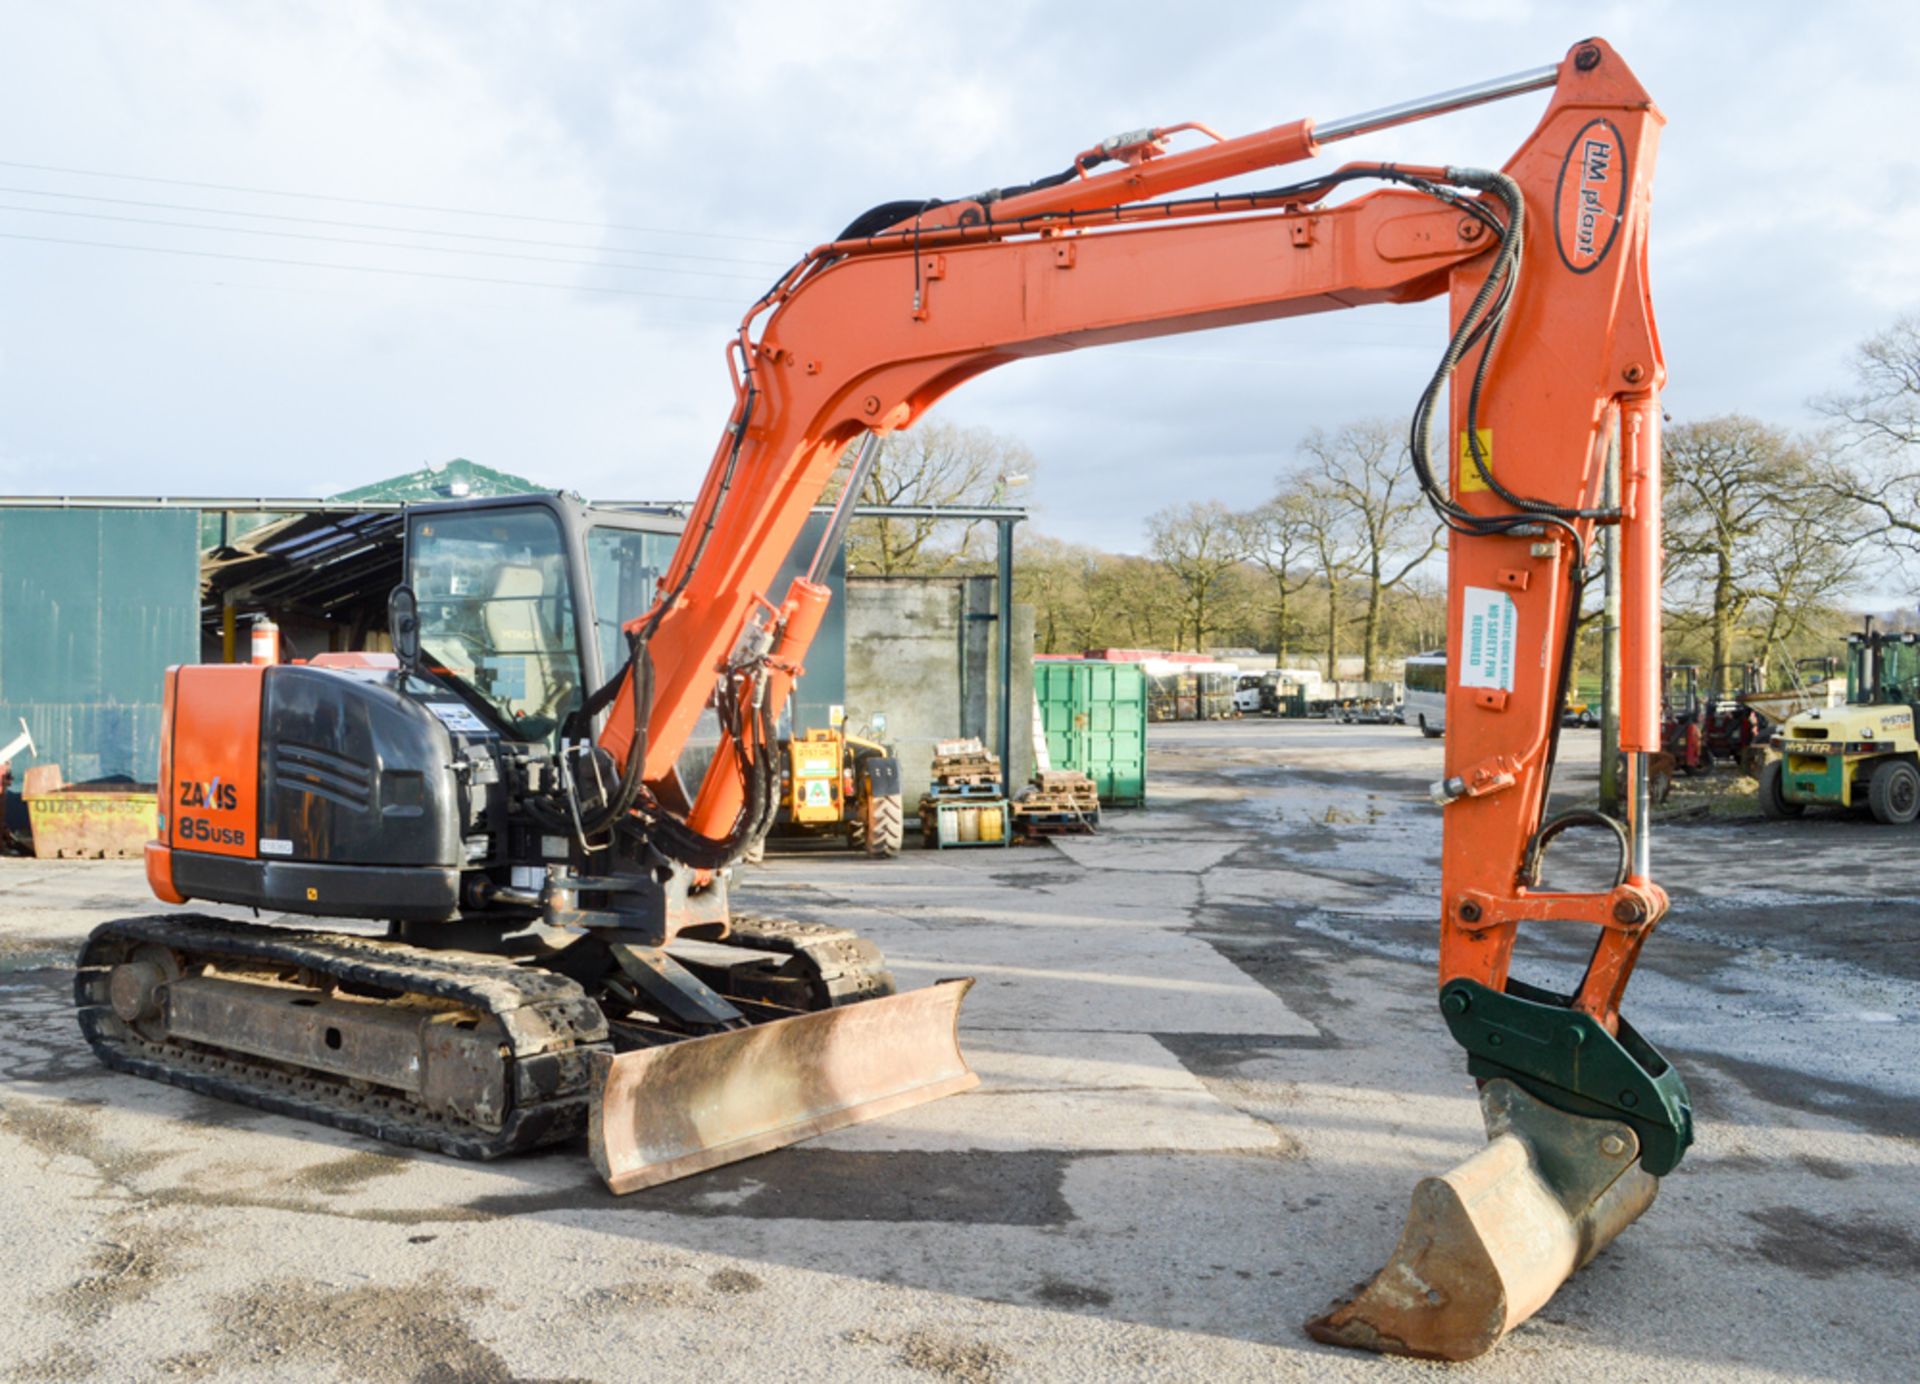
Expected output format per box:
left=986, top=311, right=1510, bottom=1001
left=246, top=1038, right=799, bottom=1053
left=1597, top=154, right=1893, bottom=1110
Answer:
left=1307, top=1079, right=1658, bottom=1361
left=589, top=978, right=977, bottom=1194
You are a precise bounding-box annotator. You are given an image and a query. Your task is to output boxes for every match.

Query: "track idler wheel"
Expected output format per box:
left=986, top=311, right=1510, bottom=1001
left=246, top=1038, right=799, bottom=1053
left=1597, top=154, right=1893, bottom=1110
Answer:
left=107, top=944, right=184, bottom=1041
left=1306, top=1079, right=1657, bottom=1361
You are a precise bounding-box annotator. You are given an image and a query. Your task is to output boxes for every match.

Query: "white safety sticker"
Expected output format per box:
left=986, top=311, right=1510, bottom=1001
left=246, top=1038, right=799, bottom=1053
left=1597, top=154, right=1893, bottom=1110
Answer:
left=1459, top=586, right=1518, bottom=691
left=804, top=780, right=834, bottom=807
left=425, top=702, right=490, bottom=734
left=259, top=838, right=294, bottom=857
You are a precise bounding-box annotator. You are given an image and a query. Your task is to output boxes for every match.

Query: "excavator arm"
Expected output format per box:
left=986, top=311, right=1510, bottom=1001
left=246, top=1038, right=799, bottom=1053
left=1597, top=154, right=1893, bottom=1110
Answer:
left=598, top=37, right=1681, bottom=1359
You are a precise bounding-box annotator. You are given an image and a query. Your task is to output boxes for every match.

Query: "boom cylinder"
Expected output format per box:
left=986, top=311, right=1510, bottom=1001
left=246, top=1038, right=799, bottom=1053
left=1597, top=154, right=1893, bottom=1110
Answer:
left=1617, top=397, right=1662, bottom=755
left=685, top=578, right=833, bottom=844
left=1315, top=64, right=1559, bottom=143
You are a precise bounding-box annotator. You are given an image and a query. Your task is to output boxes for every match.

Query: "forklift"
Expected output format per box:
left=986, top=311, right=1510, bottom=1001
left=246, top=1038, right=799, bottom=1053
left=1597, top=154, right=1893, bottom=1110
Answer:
left=1762, top=622, right=1920, bottom=824
left=1703, top=662, right=1766, bottom=770
left=1661, top=665, right=1715, bottom=775
left=754, top=710, right=904, bottom=858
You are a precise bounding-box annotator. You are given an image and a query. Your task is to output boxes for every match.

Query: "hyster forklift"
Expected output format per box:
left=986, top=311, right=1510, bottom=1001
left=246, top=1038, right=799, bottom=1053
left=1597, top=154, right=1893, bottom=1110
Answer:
left=1761, top=624, right=1920, bottom=823
left=82, top=40, right=1687, bottom=1360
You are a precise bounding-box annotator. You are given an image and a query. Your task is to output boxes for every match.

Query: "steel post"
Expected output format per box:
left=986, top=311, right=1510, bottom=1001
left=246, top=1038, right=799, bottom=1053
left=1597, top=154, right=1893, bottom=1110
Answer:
left=997, top=518, right=1015, bottom=773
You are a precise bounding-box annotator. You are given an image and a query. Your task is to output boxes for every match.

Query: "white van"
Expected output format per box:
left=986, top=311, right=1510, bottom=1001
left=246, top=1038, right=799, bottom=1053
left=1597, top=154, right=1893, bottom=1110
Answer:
left=1233, top=674, right=1267, bottom=715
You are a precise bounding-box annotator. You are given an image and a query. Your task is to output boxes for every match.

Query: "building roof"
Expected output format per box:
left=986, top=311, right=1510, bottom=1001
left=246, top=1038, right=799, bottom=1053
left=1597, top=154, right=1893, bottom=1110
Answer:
left=201, top=509, right=406, bottom=623
left=329, top=457, right=543, bottom=504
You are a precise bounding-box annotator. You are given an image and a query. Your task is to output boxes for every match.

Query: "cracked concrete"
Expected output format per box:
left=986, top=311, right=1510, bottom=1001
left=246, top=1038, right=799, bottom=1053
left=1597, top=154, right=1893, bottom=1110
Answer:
left=0, top=720, right=1913, bottom=1380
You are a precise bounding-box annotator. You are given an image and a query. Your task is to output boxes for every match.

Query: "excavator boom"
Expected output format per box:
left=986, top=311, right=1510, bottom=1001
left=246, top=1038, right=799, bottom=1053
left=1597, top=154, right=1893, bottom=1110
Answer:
left=596, top=36, right=1681, bottom=1359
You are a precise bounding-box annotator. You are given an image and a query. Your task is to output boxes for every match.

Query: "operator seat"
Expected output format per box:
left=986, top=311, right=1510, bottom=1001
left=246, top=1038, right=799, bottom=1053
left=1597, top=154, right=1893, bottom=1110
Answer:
left=483, top=564, right=575, bottom=726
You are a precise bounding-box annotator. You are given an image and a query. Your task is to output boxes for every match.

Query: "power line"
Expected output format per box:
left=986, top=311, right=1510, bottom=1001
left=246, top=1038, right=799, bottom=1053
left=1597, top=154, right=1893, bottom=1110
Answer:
left=0, top=157, right=798, bottom=247
left=0, top=202, right=775, bottom=281
left=0, top=183, right=792, bottom=268
left=0, top=230, right=745, bottom=303
left=181, top=275, right=727, bottom=328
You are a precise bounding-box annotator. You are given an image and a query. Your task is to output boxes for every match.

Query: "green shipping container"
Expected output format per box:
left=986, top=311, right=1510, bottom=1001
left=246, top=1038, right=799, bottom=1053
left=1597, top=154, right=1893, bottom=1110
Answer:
left=1034, top=659, right=1147, bottom=807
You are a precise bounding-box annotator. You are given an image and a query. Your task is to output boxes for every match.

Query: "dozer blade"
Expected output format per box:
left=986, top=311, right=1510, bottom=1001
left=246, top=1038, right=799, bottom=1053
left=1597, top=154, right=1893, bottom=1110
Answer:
left=1306, top=1079, right=1658, bottom=1361
left=589, top=978, right=977, bottom=1194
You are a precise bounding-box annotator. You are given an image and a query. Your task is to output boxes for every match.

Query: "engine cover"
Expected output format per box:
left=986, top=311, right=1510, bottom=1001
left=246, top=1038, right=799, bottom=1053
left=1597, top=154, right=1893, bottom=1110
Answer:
left=154, top=662, right=482, bottom=923
left=260, top=664, right=463, bottom=868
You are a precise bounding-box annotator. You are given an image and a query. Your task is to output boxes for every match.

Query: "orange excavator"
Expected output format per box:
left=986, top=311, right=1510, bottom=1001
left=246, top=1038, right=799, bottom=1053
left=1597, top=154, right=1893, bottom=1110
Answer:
left=78, top=38, right=1681, bottom=1360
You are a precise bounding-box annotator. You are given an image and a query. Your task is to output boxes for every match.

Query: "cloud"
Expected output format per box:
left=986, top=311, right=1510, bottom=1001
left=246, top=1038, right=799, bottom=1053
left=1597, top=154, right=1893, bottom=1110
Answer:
left=1, top=2, right=1916, bottom=556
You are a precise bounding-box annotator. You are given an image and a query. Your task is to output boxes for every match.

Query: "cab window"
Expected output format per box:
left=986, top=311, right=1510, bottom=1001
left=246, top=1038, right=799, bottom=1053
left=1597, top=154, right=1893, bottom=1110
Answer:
left=410, top=507, right=583, bottom=741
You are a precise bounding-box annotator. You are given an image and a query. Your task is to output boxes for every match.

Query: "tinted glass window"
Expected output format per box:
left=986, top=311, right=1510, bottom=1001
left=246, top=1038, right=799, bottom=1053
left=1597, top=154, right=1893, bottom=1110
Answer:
left=586, top=527, right=663, bottom=683
left=1405, top=658, right=1446, bottom=694
left=410, top=507, right=582, bottom=742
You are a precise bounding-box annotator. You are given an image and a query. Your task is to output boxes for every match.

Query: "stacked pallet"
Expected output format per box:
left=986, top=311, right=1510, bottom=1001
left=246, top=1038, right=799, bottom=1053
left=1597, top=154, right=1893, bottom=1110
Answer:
left=918, top=739, right=1009, bottom=848
left=1011, top=769, right=1101, bottom=839
left=928, top=738, right=1002, bottom=788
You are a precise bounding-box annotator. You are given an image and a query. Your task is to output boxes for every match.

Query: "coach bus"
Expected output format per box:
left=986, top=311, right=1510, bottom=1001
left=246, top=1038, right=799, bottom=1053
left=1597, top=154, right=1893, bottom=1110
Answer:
left=1404, top=650, right=1446, bottom=739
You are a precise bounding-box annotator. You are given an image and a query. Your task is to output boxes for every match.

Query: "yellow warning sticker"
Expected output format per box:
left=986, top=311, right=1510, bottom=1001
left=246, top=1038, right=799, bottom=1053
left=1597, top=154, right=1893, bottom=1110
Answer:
left=1458, top=429, right=1494, bottom=494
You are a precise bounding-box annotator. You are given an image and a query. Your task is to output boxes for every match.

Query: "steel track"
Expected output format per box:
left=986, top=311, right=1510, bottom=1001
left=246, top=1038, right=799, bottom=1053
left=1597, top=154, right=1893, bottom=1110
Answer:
left=75, top=914, right=608, bottom=1160
left=74, top=911, right=898, bottom=1161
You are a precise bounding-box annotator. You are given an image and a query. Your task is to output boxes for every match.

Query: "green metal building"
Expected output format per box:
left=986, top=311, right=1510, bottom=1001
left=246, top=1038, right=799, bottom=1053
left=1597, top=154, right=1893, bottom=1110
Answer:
left=1, top=478, right=1014, bottom=826
left=0, top=508, right=199, bottom=783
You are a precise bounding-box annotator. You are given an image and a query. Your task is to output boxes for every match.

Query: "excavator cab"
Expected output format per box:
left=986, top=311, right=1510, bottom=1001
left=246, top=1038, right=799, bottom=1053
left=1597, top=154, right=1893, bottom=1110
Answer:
left=403, top=496, right=663, bottom=749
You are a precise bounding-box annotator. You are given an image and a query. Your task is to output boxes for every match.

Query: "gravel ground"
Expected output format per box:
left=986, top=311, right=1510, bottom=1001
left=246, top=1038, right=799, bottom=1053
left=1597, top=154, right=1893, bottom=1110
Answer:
left=0, top=720, right=1913, bottom=1382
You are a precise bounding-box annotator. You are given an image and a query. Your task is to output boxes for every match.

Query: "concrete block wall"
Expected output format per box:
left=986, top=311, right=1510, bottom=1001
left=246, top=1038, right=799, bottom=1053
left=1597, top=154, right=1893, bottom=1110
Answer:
left=843, top=576, right=1034, bottom=813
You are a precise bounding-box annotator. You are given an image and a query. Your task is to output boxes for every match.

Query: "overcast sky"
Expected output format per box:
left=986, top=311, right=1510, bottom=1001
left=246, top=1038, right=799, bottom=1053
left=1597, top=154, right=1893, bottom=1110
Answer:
left=3, top=2, right=1917, bottom=555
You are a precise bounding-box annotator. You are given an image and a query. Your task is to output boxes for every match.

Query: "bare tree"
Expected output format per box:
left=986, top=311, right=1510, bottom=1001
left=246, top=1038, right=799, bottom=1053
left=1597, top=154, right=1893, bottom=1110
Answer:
left=1147, top=500, right=1248, bottom=653
left=844, top=419, right=1035, bottom=575
left=1814, top=314, right=1920, bottom=573
left=1294, top=480, right=1358, bottom=677
left=1015, top=535, right=1220, bottom=655
left=1235, top=493, right=1317, bottom=665
left=1663, top=416, right=1855, bottom=675
left=1084, top=553, right=1184, bottom=650
left=1386, top=573, right=1449, bottom=657
left=1818, top=314, right=1920, bottom=452
left=1745, top=483, right=1862, bottom=668
left=1300, top=420, right=1440, bottom=679
left=1013, top=532, right=1088, bottom=654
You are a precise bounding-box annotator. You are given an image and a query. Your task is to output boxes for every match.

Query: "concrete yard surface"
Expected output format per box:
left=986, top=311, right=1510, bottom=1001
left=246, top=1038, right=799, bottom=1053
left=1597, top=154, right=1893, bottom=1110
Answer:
left=1, top=721, right=1915, bottom=1381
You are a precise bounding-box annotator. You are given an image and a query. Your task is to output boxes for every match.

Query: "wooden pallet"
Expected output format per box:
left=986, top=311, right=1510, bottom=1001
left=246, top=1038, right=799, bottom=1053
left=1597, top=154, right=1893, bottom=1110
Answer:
left=1014, top=811, right=1097, bottom=839
left=1010, top=797, right=1097, bottom=818
left=1015, top=770, right=1099, bottom=818
left=932, top=753, right=1001, bottom=774
left=925, top=780, right=1005, bottom=798
left=931, top=770, right=1003, bottom=789
left=1012, top=785, right=1100, bottom=816
left=929, top=733, right=1006, bottom=775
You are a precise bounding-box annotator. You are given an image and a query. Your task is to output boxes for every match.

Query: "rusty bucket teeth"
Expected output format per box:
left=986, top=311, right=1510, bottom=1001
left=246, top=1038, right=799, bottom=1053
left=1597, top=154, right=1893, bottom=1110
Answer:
left=589, top=978, right=977, bottom=1194
left=1306, top=1079, right=1658, bottom=1362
